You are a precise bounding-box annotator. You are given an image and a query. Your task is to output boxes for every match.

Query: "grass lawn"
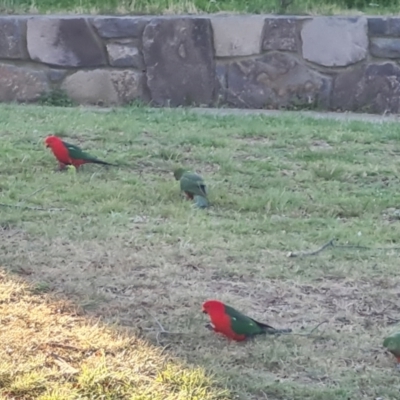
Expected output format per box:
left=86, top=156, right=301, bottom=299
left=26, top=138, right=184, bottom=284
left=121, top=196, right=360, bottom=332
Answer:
left=2, top=0, right=400, bottom=15
left=1, top=104, right=400, bottom=399
left=0, top=272, right=226, bottom=400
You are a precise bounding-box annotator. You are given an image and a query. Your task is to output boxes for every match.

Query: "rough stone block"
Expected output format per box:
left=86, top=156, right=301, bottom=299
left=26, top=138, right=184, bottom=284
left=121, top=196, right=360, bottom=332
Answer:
left=92, top=17, right=149, bottom=38
left=0, top=64, right=49, bottom=102
left=386, top=18, right=400, bottom=36
left=368, top=17, right=387, bottom=36
left=106, top=41, right=144, bottom=68
left=143, top=17, right=215, bottom=106
left=262, top=17, right=303, bottom=52
left=301, top=17, right=368, bottom=67
left=0, top=18, right=27, bottom=59
left=111, top=69, right=147, bottom=104
left=27, top=17, right=106, bottom=67
left=226, top=52, right=331, bottom=109
left=371, top=38, right=400, bottom=59
left=332, top=62, right=400, bottom=113
left=215, top=63, right=227, bottom=104
left=368, top=17, right=400, bottom=37
left=211, top=15, right=264, bottom=57
left=61, top=69, right=146, bottom=106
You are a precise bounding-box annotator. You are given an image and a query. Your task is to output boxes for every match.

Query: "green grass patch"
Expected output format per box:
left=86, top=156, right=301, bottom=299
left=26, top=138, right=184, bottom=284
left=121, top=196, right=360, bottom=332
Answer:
left=2, top=0, right=400, bottom=15
left=1, top=104, right=400, bottom=399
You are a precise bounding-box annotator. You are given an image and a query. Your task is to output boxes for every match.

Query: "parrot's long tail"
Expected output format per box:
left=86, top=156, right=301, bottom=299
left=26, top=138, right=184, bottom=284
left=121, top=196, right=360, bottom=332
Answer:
left=194, top=195, right=209, bottom=208
left=249, top=326, right=292, bottom=339
left=265, top=327, right=292, bottom=335
left=89, top=158, right=118, bottom=166
left=257, top=321, right=292, bottom=335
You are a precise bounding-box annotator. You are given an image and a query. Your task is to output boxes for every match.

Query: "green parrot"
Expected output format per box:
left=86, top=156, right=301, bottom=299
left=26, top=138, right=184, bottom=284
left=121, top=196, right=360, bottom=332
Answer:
left=383, top=331, right=400, bottom=368
left=173, top=167, right=209, bottom=208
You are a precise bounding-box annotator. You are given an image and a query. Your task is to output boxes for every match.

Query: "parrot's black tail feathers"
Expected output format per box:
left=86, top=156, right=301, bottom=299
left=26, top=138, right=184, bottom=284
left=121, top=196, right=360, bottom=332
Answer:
left=254, top=319, right=292, bottom=335
left=261, top=327, right=292, bottom=335
left=271, top=328, right=292, bottom=334
left=194, top=195, right=209, bottom=208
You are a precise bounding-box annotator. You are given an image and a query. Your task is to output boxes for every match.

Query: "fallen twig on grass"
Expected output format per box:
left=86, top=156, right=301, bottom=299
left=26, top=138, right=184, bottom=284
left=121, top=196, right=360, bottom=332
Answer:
left=288, top=239, right=336, bottom=258
left=0, top=184, right=67, bottom=211
left=46, top=342, right=83, bottom=352
left=18, top=185, right=49, bottom=202
left=0, top=203, right=66, bottom=212
left=288, top=238, right=400, bottom=258
left=0, top=185, right=66, bottom=211
left=142, top=307, right=184, bottom=346
left=49, top=352, right=79, bottom=374
left=387, top=316, right=400, bottom=324
left=46, top=342, right=102, bottom=357
left=291, top=320, right=329, bottom=337
left=356, top=304, right=391, bottom=318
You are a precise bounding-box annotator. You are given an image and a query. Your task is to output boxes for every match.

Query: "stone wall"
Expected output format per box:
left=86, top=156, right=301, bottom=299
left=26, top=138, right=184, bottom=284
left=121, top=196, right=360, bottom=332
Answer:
left=1, top=15, right=400, bottom=113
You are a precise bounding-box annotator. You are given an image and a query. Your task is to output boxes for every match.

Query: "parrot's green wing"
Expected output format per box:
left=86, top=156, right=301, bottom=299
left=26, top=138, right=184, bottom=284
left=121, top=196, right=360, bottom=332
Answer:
left=62, top=140, right=103, bottom=162
left=180, top=172, right=208, bottom=197
left=224, top=305, right=270, bottom=336
left=224, top=304, right=291, bottom=336
left=383, top=331, right=400, bottom=357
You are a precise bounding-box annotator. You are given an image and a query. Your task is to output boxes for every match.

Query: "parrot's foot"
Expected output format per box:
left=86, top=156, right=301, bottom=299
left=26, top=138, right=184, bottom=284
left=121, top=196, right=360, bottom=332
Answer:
left=192, top=203, right=209, bottom=210
left=66, top=165, right=77, bottom=175
left=56, top=162, right=68, bottom=172
left=204, top=323, right=214, bottom=331
left=183, top=192, right=194, bottom=201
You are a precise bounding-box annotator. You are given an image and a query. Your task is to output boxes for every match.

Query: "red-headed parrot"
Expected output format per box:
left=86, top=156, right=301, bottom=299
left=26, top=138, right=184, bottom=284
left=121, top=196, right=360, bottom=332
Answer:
left=45, top=135, right=117, bottom=170
left=202, top=300, right=291, bottom=341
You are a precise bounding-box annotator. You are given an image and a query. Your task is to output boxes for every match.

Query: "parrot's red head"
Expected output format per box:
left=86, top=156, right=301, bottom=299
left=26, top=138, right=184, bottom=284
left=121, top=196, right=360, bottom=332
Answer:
left=44, top=135, right=60, bottom=148
left=202, top=300, right=225, bottom=315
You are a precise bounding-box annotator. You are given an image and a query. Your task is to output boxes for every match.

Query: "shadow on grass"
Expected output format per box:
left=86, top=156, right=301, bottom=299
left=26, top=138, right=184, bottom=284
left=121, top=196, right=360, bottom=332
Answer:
left=0, top=267, right=230, bottom=400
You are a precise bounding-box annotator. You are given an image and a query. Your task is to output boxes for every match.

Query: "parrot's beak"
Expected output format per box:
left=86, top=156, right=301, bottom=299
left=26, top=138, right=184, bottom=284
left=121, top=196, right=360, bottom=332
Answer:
left=202, top=307, right=207, bottom=314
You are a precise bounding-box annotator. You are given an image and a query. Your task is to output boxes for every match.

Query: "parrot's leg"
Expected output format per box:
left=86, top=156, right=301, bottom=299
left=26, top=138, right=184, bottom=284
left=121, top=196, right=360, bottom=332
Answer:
left=56, top=162, right=67, bottom=172
left=204, top=323, right=214, bottom=331
left=184, top=192, right=194, bottom=200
